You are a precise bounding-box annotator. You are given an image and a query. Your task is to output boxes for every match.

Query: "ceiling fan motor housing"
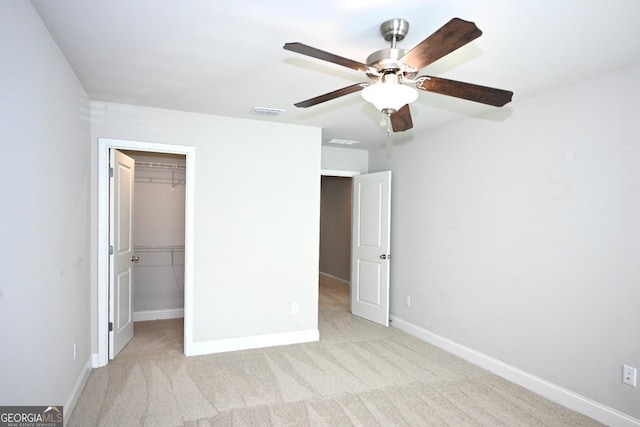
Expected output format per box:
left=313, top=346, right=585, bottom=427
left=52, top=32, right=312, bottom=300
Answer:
left=366, top=19, right=417, bottom=81
left=366, top=48, right=417, bottom=80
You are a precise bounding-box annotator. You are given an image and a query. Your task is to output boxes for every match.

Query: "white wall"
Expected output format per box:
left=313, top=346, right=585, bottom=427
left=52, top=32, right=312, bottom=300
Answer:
left=91, top=102, right=321, bottom=352
left=321, top=146, right=368, bottom=173
left=0, top=1, right=91, bottom=410
left=369, top=62, right=640, bottom=422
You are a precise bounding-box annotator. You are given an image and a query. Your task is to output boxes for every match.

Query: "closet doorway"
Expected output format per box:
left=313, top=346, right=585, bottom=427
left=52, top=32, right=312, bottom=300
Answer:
left=97, top=138, right=195, bottom=367
left=124, top=151, right=186, bottom=323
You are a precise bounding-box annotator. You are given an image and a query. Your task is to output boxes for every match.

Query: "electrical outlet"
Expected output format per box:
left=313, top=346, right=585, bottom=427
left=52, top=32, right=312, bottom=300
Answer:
left=623, top=365, right=637, bottom=387
left=73, top=343, right=77, bottom=361
left=291, top=302, right=298, bottom=315
left=404, top=295, right=411, bottom=307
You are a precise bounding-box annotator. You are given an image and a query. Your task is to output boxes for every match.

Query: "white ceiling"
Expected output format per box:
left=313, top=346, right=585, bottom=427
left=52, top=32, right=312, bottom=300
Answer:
left=32, top=0, right=640, bottom=150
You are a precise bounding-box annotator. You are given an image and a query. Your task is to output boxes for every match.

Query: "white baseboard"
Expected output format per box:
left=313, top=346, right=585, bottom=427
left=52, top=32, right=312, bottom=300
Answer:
left=91, top=353, right=104, bottom=368
left=91, top=353, right=100, bottom=368
left=319, top=271, right=350, bottom=287
left=390, top=315, right=640, bottom=427
left=134, top=308, right=184, bottom=322
left=63, top=357, right=92, bottom=426
left=188, top=329, right=319, bottom=356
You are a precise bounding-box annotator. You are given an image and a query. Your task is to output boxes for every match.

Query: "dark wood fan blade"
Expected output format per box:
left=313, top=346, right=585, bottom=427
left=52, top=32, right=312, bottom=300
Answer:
left=400, top=18, right=482, bottom=70
left=390, top=104, right=413, bottom=132
left=415, top=76, right=513, bottom=107
left=284, top=42, right=374, bottom=73
left=294, top=83, right=370, bottom=108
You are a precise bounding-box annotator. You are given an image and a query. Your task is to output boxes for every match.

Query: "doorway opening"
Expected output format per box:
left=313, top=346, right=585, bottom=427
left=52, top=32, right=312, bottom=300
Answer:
left=319, top=175, right=353, bottom=305
left=124, top=151, right=186, bottom=321
left=318, top=169, right=360, bottom=323
left=318, top=169, right=392, bottom=328
left=97, top=138, right=195, bottom=367
left=123, top=150, right=186, bottom=357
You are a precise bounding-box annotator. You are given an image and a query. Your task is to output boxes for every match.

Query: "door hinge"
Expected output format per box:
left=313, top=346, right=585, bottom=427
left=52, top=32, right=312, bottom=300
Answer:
left=109, top=167, right=114, bottom=178
left=109, top=245, right=114, bottom=255
left=108, top=322, right=113, bottom=332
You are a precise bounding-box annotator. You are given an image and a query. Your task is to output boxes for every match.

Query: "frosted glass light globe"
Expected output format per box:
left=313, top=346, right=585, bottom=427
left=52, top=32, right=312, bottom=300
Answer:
left=361, top=81, right=418, bottom=113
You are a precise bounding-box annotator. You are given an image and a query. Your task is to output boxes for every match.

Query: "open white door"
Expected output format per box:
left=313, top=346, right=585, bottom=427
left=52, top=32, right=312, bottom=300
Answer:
left=109, top=149, right=135, bottom=358
left=351, top=171, right=391, bottom=326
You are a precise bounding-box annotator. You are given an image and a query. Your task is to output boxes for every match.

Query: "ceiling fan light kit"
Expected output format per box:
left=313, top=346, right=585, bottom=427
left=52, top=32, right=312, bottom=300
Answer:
left=283, top=17, right=513, bottom=133
left=361, top=73, right=418, bottom=114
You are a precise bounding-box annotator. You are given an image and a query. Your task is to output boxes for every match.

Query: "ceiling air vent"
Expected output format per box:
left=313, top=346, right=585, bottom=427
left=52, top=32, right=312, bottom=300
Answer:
left=250, top=107, right=285, bottom=117
left=327, top=138, right=359, bottom=146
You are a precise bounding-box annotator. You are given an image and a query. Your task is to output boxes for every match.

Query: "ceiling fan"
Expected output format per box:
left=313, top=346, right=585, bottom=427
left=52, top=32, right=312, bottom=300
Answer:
left=283, top=18, right=513, bottom=132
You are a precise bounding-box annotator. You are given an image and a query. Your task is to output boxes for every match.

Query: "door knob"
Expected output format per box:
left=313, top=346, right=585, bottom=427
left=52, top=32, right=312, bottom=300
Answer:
left=131, top=255, right=140, bottom=263
left=380, top=254, right=387, bottom=260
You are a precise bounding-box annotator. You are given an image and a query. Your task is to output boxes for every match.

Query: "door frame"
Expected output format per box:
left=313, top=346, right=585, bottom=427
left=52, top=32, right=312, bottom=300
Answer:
left=320, top=169, right=361, bottom=178
left=319, top=168, right=391, bottom=327
left=97, top=138, right=195, bottom=367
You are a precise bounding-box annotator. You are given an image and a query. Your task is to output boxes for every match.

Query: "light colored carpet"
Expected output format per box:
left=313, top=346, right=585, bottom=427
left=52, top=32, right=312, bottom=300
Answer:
left=69, top=276, right=603, bottom=426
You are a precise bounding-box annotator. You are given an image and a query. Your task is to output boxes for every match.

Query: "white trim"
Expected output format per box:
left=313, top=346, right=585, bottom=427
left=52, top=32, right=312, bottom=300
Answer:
left=319, top=271, right=350, bottom=287
left=189, top=329, right=319, bottom=356
left=390, top=315, right=640, bottom=427
left=63, top=357, right=92, bottom=426
left=97, top=138, right=196, bottom=366
left=134, top=309, right=184, bottom=322
left=321, top=169, right=361, bottom=177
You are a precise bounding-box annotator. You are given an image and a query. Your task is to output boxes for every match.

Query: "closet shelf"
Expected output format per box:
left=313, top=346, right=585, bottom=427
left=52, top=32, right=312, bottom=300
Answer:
left=134, top=245, right=185, bottom=253
left=135, top=161, right=186, bottom=187
left=133, top=245, right=184, bottom=268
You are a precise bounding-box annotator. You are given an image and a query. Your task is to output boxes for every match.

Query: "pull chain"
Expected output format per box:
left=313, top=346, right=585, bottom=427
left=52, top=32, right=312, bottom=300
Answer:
left=379, top=112, right=392, bottom=137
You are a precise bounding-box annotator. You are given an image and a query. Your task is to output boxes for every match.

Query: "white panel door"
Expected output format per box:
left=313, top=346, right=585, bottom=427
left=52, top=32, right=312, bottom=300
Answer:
left=351, top=171, right=391, bottom=326
left=109, top=150, right=135, bottom=358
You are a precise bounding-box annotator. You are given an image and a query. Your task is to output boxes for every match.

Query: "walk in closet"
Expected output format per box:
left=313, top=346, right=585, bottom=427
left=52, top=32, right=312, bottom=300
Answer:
left=125, top=151, right=186, bottom=320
